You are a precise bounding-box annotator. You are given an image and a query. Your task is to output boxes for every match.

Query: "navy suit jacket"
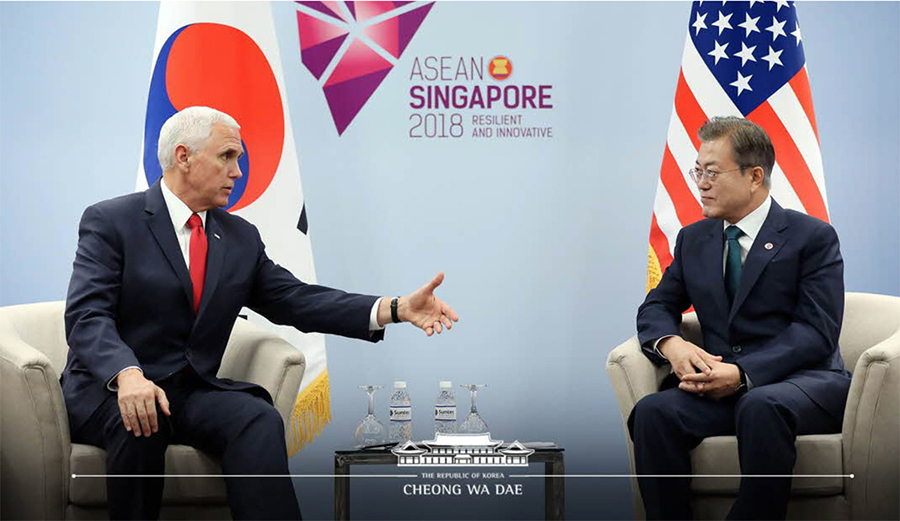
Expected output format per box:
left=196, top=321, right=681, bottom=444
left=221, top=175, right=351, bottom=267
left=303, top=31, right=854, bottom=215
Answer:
left=637, top=199, right=851, bottom=419
left=61, top=180, right=383, bottom=434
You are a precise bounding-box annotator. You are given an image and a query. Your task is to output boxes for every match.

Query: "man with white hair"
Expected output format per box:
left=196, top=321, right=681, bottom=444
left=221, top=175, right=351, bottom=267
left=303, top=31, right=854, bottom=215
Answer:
left=61, top=106, right=459, bottom=520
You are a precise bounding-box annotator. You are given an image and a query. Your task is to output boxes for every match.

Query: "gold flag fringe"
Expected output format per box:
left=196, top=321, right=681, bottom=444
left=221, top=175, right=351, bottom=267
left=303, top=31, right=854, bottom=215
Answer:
left=287, top=369, right=332, bottom=456
left=646, top=243, right=663, bottom=293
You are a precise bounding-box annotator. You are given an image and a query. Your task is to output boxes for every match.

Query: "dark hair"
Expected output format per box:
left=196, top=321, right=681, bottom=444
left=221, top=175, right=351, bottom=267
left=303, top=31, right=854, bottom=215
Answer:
left=698, top=116, right=775, bottom=188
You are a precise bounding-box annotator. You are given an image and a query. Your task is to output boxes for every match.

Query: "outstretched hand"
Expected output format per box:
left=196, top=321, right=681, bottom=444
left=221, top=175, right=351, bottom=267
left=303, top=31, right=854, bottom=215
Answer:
left=400, top=272, right=459, bottom=336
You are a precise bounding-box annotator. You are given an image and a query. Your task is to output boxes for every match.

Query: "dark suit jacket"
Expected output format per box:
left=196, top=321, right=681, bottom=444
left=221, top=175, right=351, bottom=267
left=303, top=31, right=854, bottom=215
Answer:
left=637, top=199, right=850, bottom=418
left=61, top=180, right=383, bottom=434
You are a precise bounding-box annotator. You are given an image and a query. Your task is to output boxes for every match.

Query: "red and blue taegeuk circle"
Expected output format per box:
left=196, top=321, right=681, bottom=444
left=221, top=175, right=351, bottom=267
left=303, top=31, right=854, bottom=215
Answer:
left=143, top=23, right=284, bottom=212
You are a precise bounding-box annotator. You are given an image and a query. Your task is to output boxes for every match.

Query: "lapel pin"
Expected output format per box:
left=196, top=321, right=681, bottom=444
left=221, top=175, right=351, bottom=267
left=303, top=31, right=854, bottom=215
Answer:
left=765, top=242, right=773, bottom=250
left=214, top=233, right=221, bottom=240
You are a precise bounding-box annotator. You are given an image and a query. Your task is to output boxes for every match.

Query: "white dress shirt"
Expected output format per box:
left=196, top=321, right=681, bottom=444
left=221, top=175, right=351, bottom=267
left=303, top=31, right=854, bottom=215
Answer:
left=721, top=195, right=772, bottom=273
left=110, top=179, right=384, bottom=390
left=160, top=177, right=207, bottom=269
left=652, top=197, right=773, bottom=389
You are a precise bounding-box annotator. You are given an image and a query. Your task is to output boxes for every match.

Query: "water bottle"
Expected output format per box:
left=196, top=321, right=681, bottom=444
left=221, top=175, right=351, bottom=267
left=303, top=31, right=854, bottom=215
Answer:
left=389, top=381, right=412, bottom=442
left=434, top=381, right=457, bottom=434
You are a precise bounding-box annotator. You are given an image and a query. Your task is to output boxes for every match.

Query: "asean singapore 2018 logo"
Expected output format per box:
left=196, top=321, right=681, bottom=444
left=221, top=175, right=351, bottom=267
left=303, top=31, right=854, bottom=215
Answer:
left=294, top=1, right=434, bottom=135
left=408, top=54, right=555, bottom=139
left=295, top=2, right=554, bottom=139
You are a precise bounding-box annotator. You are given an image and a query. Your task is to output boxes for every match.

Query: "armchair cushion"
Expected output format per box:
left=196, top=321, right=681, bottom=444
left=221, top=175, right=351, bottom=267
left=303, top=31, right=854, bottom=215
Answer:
left=69, top=444, right=226, bottom=506
left=691, top=434, right=843, bottom=496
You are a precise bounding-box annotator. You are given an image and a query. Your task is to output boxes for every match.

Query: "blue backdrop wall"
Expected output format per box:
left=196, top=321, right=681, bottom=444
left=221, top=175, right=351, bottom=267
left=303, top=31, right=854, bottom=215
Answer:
left=2, top=2, right=898, bottom=519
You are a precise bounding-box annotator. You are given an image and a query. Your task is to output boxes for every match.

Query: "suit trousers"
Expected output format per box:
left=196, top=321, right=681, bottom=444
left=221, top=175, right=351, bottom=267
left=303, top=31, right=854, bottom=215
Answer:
left=72, top=367, right=302, bottom=520
left=628, top=374, right=841, bottom=520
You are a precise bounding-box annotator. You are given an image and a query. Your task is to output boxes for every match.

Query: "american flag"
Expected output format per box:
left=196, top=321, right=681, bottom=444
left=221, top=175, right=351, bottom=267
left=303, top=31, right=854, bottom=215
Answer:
left=647, top=0, right=827, bottom=291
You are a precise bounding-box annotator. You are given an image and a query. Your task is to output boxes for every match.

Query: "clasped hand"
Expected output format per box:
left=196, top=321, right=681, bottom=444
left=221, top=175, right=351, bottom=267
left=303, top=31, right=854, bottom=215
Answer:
left=658, top=337, right=741, bottom=399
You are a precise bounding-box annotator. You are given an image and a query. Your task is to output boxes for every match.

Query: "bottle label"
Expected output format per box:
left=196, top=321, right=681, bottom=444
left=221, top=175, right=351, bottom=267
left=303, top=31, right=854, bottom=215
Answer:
left=434, top=405, right=457, bottom=421
left=390, top=406, right=411, bottom=422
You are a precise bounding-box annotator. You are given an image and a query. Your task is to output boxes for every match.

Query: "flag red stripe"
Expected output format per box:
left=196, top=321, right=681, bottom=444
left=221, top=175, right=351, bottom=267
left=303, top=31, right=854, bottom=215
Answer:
left=788, top=68, right=819, bottom=142
left=650, top=213, right=673, bottom=270
left=660, top=145, right=704, bottom=226
left=674, top=70, right=707, bottom=150
left=748, top=102, right=829, bottom=222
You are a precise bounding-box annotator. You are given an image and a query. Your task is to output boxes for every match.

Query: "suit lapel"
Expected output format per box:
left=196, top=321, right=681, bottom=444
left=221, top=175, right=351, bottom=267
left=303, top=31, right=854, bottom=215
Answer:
left=144, top=181, right=194, bottom=310
left=195, top=210, right=225, bottom=323
left=728, top=201, right=787, bottom=324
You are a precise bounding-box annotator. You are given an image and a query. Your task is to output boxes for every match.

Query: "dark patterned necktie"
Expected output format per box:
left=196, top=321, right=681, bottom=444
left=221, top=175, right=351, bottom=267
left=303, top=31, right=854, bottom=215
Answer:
left=725, top=225, right=744, bottom=305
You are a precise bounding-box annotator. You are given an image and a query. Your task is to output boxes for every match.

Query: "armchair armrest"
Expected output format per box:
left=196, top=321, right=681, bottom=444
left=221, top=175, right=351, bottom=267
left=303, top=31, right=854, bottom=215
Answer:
left=606, top=335, right=670, bottom=422
left=842, top=334, right=900, bottom=521
left=606, top=335, right=670, bottom=521
left=218, top=319, right=305, bottom=422
left=0, top=336, right=70, bottom=520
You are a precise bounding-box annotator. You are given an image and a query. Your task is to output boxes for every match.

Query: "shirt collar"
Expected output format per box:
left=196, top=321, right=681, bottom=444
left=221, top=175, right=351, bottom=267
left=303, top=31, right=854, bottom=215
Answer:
left=160, top=177, right=206, bottom=230
left=725, top=195, right=772, bottom=242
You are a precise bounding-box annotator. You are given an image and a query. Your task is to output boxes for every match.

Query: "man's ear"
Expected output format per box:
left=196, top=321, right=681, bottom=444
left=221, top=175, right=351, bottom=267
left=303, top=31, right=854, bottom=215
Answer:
left=749, top=166, right=766, bottom=190
left=174, top=144, right=191, bottom=170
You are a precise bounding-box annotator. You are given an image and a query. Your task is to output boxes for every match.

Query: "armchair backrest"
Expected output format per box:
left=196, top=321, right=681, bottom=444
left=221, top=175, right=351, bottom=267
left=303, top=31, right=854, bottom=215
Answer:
left=0, top=301, right=68, bottom=372
left=680, top=312, right=703, bottom=347
left=839, top=292, right=900, bottom=371
left=677, top=292, right=900, bottom=373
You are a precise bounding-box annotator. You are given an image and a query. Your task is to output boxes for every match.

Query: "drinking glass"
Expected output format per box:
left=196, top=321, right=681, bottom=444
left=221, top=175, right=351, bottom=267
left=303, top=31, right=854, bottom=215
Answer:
left=459, top=384, right=489, bottom=433
left=355, top=385, right=386, bottom=446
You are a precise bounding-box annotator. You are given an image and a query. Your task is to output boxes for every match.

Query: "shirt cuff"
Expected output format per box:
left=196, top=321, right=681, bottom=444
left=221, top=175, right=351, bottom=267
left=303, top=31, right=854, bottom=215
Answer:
left=652, top=335, right=677, bottom=360
left=107, top=366, right=142, bottom=391
left=369, top=297, right=385, bottom=331
left=745, top=372, right=754, bottom=390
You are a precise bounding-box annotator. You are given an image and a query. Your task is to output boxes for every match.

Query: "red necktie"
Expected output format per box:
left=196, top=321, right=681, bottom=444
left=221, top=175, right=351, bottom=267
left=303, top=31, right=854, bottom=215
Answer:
left=186, top=213, right=207, bottom=314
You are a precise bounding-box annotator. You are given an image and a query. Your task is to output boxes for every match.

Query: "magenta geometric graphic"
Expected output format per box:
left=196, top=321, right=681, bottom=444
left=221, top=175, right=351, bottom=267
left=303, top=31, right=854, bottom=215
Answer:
left=296, top=10, right=348, bottom=79
left=298, top=1, right=346, bottom=21
left=295, top=1, right=434, bottom=135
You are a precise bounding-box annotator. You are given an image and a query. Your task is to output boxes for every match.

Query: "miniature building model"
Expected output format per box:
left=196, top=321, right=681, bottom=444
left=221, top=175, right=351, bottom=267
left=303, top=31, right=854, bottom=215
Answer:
left=391, top=433, right=535, bottom=467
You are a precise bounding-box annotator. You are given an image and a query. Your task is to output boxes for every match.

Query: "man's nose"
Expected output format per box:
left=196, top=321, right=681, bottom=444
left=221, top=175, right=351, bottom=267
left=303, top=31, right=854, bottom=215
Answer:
left=230, top=164, right=243, bottom=179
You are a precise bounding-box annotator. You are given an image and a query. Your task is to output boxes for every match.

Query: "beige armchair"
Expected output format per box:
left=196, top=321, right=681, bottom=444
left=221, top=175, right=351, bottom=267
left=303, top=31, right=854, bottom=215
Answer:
left=606, top=292, right=900, bottom=520
left=0, top=301, right=305, bottom=520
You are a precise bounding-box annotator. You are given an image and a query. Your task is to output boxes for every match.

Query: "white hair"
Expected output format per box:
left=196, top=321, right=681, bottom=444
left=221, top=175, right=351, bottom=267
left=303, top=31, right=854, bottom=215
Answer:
left=157, top=106, right=240, bottom=171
